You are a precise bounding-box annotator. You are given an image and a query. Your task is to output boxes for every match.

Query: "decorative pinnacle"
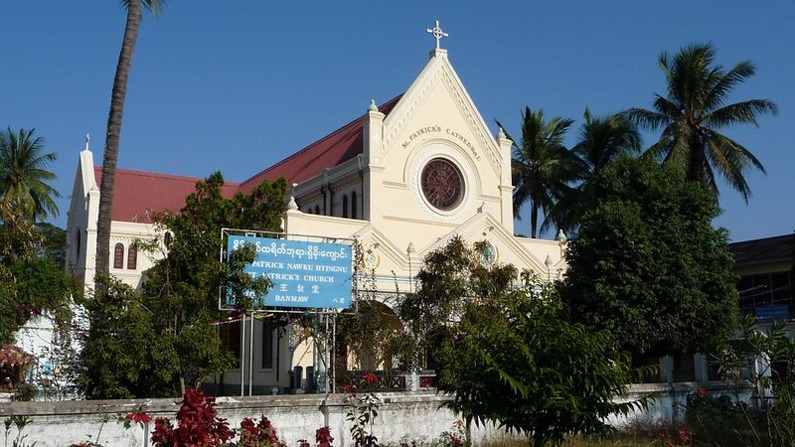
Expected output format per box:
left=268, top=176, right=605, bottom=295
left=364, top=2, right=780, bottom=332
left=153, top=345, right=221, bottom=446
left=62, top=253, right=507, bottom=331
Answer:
left=497, top=127, right=506, bottom=140
left=426, top=20, right=448, bottom=49
left=368, top=99, right=378, bottom=112
left=85, top=133, right=90, bottom=151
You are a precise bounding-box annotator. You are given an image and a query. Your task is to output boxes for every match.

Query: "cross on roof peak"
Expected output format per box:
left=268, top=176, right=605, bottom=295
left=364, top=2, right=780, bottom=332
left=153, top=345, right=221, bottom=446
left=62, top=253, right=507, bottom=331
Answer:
left=426, top=20, right=448, bottom=50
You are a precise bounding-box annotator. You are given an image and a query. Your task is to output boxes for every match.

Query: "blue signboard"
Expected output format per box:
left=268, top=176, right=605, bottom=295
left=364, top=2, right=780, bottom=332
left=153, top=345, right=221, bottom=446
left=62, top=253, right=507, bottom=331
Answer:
left=227, top=235, right=352, bottom=309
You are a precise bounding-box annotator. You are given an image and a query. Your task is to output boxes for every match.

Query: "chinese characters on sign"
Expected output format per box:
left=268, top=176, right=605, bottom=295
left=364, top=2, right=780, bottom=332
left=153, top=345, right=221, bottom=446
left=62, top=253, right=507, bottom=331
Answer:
left=227, top=236, right=353, bottom=309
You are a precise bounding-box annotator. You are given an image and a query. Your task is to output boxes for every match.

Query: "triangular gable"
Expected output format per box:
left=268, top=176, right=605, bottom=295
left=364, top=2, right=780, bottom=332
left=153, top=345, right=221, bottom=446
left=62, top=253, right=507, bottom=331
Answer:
left=351, top=224, right=412, bottom=269
left=421, top=212, right=551, bottom=274
left=381, top=52, right=502, bottom=173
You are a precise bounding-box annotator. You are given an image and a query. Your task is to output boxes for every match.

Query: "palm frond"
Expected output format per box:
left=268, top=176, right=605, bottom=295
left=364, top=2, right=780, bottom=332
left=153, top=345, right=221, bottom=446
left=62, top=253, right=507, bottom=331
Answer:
left=707, top=99, right=778, bottom=128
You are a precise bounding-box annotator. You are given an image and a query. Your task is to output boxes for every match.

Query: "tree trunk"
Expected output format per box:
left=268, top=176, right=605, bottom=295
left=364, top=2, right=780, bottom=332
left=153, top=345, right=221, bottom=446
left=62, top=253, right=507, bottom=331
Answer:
left=95, top=0, right=142, bottom=289
left=530, top=202, right=539, bottom=239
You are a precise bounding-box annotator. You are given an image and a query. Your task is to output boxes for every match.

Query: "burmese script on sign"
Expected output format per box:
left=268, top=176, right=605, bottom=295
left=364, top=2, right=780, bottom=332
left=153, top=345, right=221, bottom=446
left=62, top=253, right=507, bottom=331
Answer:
left=227, top=236, right=353, bottom=309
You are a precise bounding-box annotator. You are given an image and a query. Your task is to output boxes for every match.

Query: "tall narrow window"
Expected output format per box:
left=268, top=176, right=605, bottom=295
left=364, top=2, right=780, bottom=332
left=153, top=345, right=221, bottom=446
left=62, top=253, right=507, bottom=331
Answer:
left=113, top=243, right=124, bottom=269
left=342, top=194, right=349, bottom=218
left=314, top=205, right=320, bottom=214
left=351, top=191, right=358, bottom=219
left=127, top=244, right=138, bottom=270
left=261, top=321, right=274, bottom=369
left=75, top=228, right=81, bottom=259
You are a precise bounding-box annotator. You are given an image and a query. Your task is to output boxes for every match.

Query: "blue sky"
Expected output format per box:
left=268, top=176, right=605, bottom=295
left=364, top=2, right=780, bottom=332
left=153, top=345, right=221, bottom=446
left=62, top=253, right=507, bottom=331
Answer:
left=2, top=1, right=792, bottom=242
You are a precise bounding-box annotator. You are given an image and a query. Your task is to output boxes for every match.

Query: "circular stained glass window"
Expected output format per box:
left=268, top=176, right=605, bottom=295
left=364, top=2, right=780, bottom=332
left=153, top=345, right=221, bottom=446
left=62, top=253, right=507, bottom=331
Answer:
left=420, top=158, right=465, bottom=211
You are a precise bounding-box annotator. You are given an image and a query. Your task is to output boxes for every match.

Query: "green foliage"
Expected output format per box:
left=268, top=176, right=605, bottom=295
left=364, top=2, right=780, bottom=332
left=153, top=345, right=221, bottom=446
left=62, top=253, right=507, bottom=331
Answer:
left=683, top=389, right=754, bottom=447
left=624, top=43, right=778, bottom=201
left=397, top=236, right=517, bottom=369
left=0, top=127, right=60, bottom=220
left=546, top=110, right=641, bottom=234
left=35, top=222, right=66, bottom=267
left=713, top=314, right=795, bottom=447
left=497, top=107, right=580, bottom=238
left=345, top=392, right=381, bottom=447
left=0, top=199, right=75, bottom=345
left=3, top=416, right=36, bottom=447
left=78, top=274, right=182, bottom=398
left=80, top=172, right=287, bottom=398
left=560, top=156, right=738, bottom=357
left=438, top=275, right=648, bottom=447
left=0, top=256, right=75, bottom=344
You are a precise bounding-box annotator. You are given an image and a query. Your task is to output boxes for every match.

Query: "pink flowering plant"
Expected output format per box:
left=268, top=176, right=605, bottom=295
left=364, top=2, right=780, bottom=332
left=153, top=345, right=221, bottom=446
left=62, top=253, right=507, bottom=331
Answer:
left=0, top=345, right=34, bottom=391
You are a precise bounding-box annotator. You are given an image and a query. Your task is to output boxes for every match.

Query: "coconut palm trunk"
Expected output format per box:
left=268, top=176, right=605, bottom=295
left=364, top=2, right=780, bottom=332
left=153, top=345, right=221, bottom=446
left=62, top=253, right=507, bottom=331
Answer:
left=96, top=0, right=155, bottom=285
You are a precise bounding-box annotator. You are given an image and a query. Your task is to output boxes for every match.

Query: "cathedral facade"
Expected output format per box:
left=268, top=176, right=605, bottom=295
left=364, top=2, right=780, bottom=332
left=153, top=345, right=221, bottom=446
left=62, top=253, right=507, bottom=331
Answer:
left=65, top=35, right=566, bottom=392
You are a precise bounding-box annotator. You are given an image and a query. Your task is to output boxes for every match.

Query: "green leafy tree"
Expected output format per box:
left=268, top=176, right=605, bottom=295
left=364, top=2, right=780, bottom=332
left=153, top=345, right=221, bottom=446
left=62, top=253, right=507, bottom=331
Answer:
left=96, top=0, right=165, bottom=282
left=560, top=156, right=738, bottom=357
left=80, top=172, right=287, bottom=398
left=397, top=236, right=517, bottom=370
left=435, top=268, right=647, bottom=447
left=0, top=127, right=60, bottom=220
left=0, top=199, right=74, bottom=346
left=546, top=110, right=641, bottom=233
left=623, top=43, right=778, bottom=201
left=35, top=222, right=66, bottom=267
left=78, top=274, right=181, bottom=398
left=497, top=107, right=580, bottom=238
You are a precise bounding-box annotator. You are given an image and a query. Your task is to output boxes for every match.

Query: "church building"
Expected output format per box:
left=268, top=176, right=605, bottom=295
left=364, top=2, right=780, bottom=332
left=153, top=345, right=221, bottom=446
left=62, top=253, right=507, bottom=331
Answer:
left=65, top=23, right=567, bottom=393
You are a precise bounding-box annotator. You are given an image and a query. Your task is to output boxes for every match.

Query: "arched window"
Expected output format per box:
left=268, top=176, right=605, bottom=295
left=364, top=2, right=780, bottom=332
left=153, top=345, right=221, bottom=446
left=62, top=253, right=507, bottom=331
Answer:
left=127, top=244, right=138, bottom=270
left=113, top=243, right=124, bottom=269
left=351, top=191, right=358, bottom=219
left=314, top=205, right=320, bottom=214
left=342, top=194, right=349, bottom=218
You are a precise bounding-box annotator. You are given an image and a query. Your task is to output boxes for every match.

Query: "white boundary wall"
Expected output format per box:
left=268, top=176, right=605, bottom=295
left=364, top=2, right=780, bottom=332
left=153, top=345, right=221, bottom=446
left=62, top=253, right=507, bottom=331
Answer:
left=0, top=384, right=749, bottom=447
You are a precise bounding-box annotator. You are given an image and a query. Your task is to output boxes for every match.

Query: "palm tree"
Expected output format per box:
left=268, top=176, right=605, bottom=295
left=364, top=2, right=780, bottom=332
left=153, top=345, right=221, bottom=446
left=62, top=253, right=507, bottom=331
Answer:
left=545, top=110, right=641, bottom=234
left=623, top=43, right=778, bottom=201
left=0, top=127, right=60, bottom=220
left=497, top=107, right=579, bottom=238
left=96, top=0, right=164, bottom=279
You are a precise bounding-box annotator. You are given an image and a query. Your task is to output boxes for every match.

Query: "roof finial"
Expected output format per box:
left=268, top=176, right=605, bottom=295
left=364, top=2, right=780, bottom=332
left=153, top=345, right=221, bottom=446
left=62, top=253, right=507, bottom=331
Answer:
left=426, top=20, right=448, bottom=50
left=368, top=99, right=378, bottom=112
left=85, top=133, right=90, bottom=151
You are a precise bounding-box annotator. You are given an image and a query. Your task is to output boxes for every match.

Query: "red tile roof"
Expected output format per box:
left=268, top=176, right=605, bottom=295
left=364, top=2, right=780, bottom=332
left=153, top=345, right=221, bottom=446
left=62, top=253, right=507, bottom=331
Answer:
left=239, top=95, right=402, bottom=193
left=100, top=95, right=402, bottom=222
left=94, top=167, right=239, bottom=223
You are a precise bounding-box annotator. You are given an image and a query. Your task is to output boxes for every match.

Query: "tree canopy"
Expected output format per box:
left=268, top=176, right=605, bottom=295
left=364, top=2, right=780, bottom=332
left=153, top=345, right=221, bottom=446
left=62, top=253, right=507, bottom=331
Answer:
left=0, top=127, right=60, bottom=220
left=80, top=172, right=287, bottom=398
left=497, top=108, right=580, bottom=238
left=560, top=155, right=738, bottom=357
left=624, top=43, right=777, bottom=201
left=410, top=239, right=647, bottom=447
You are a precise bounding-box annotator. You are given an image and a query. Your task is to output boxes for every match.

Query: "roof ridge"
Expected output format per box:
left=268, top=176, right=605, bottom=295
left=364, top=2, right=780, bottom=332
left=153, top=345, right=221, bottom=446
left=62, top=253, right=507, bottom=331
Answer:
left=94, top=166, right=241, bottom=186
left=240, top=94, right=403, bottom=187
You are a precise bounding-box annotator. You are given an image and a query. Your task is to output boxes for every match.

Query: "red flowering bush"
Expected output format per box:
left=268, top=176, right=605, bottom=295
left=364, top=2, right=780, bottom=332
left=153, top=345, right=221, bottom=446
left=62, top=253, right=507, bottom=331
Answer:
left=647, top=420, right=693, bottom=447
left=151, top=388, right=234, bottom=447
left=230, top=416, right=287, bottom=447
left=0, top=345, right=34, bottom=391
left=122, top=408, right=152, bottom=429
left=315, top=426, right=333, bottom=447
